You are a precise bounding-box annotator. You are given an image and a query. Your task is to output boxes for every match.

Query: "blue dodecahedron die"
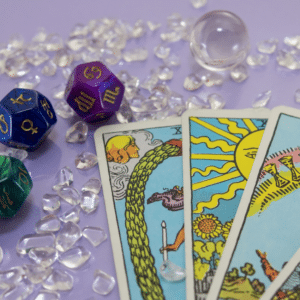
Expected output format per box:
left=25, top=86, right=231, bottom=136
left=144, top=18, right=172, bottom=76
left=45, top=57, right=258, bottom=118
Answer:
left=0, top=88, right=57, bottom=151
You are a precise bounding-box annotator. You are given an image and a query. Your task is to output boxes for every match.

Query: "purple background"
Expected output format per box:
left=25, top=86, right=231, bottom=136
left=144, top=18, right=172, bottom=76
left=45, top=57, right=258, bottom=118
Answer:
left=0, top=0, right=300, bottom=299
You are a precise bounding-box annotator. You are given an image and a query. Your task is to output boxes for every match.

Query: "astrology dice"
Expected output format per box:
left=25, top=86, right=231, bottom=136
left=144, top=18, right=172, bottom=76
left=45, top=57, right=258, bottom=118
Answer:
left=0, top=155, right=32, bottom=218
left=64, top=61, right=125, bottom=123
left=0, top=88, right=57, bottom=151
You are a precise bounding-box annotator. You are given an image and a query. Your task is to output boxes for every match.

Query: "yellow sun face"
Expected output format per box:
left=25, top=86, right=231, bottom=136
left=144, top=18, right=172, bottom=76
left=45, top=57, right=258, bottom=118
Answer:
left=193, top=214, right=222, bottom=239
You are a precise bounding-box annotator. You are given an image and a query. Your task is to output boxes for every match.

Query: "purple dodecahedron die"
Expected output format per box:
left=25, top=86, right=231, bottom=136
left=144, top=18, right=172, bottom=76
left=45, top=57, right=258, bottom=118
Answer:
left=65, top=61, right=125, bottom=123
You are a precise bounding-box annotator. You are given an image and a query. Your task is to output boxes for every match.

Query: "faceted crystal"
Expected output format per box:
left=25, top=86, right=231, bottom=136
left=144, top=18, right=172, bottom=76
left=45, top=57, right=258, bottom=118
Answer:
left=0, top=267, right=24, bottom=289
left=140, top=69, right=159, bottom=91
left=1, top=278, right=34, bottom=300
left=5, top=56, right=30, bottom=77
left=75, top=152, right=98, bottom=170
left=41, top=60, right=57, bottom=76
left=23, top=264, right=52, bottom=284
left=100, top=47, right=122, bottom=65
left=52, top=83, right=66, bottom=99
left=93, top=270, right=115, bottom=295
left=56, top=222, right=82, bottom=252
left=208, top=93, right=226, bottom=109
left=186, top=95, right=208, bottom=110
left=34, top=290, right=60, bottom=300
left=124, top=77, right=140, bottom=100
left=32, top=27, right=47, bottom=43
left=83, top=226, right=107, bottom=247
left=15, top=74, right=41, bottom=89
left=116, top=70, right=132, bottom=83
left=131, top=19, right=147, bottom=38
left=202, top=72, right=224, bottom=87
left=8, top=33, right=24, bottom=49
left=123, top=48, right=148, bottom=62
left=284, top=35, right=300, bottom=48
left=257, top=38, right=278, bottom=54
left=62, top=67, right=72, bottom=80
left=190, top=0, right=207, bottom=8
left=52, top=166, right=73, bottom=191
left=42, top=194, right=61, bottom=212
left=147, top=21, right=161, bottom=31
left=54, top=100, right=76, bottom=119
left=16, top=233, right=55, bottom=255
left=148, top=84, right=171, bottom=110
left=25, top=50, right=49, bottom=66
left=230, top=64, right=248, bottom=83
left=168, top=91, right=186, bottom=116
left=183, top=74, right=203, bottom=91
left=167, top=13, right=182, bottom=30
left=44, top=34, right=64, bottom=51
left=160, top=30, right=182, bottom=42
left=82, top=178, right=102, bottom=194
left=129, top=94, right=148, bottom=112
left=59, top=206, right=81, bottom=224
left=57, top=187, right=80, bottom=205
left=0, top=246, right=2, bottom=264
left=35, top=215, right=61, bottom=233
left=28, top=247, right=58, bottom=268
left=80, top=191, right=99, bottom=213
left=116, top=99, right=135, bottom=123
left=276, top=49, right=300, bottom=70
left=67, top=36, right=88, bottom=51
left=42, top=269, right=73, bottom=291
left=58, top=246, right=91, bottom=269
left=246, top=54, right=269, bottom=66
left=252, top=90, right=271, bottom=108
left=295, top=89, right=300, bottom=103
left=163, top=53, right=181, bottom=67
left=70, top=23, right=89, bottom=37
left=0, top=146, right=28, bottom=162
left=159, top=260, right=185, bottom=281
left=53, top=48, right=74, bottom=67
left=157, top=65, right=173, bottom=80
left=65, top=121, right=88, bottom=143
left=154, top=44, right=171, bottom=59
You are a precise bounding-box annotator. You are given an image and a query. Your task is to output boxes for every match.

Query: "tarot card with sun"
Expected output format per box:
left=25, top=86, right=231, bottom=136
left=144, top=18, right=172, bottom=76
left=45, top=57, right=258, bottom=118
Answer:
left=181, top=109, right=270, bottom=300
left=94, top=118, right=186, bottom=300
left=207, top=106, right=300, bottom=300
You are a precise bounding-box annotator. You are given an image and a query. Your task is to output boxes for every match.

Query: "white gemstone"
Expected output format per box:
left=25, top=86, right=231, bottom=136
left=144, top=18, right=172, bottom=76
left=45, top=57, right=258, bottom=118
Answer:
left=2, top=147, right=28, bottom=161
left=169, top=91, right=186, bottom=116
left=190, top=0, right=207, bottom=8
left=15, top=74, right=41, bottom=89
left=246, top=54, right=269, bottom=66
left=284, top=35, right=300, bottom=48
left=154, top=44, right=171, bottom=59
left=0, top=267, right=24, bottom=289
left=67, top=36, right=88, bottom=51
left=167, top=13, right=182, bottom=30
left=147, top=21, right=161, bottom=31
left=44, top=34, right=64, bottom=51
left=58, top=246, right=91, bottom=269
left=23, top=264, right=52, bottom=284
left=5, top=56, right=30, bottom=77
left=116, top=99, right=135, bottom=123
left=59, top=206, right=81, bottom=223
left=116, top=70, right=132, bottom=83
left=32, top=27, right=47, bottom=43
left=230, top=64, right=249, bottom=83
left=42, top=269, right=73, bottom=291
left=42, top=194, right=61, bottom=212
left=57, top=187, right=80, bottom=205
left=157, top=65, right=173, bottom=80
left=131, top=19, right=147, bottom=38
left=54, top=100, right=76, bottom=119
left=83, top=226, right=107, bottom=247
left=52, top=166, right=73, bottom=191
left=123, top=48, right=148, bottom=62
left=55, top=222, right=82, bottom=252
left=183, top=74, right=203, bottom=91
left=53, top=48, right=73, bottom=67
left=186, top=95, right=208, bottom=109
left=70, top=23, right=89, bottom=37
left=35, top=215, right=61, bottom=233
left=34, top=290, right=60, bottom=300
left=276, top=49, right=300, bottom=70
left=160, top=30, right=182, bottom=42
left=257, top=38, right=278, bottom=54
left=129, top=94, right=148, bottom=112
left=75, top=152, right=98, bottom=170
left=65, top=121, right=88, bottom=143
left=62, top=67, right=72, bottom=80
left=295, top=89, right=300, bottom=103
left=52, top=83, right=66, bottom=99
left=159, top=260, right=185, bottom=281
left=140, top=69, right=159, bottom=91
left=202, top=72, right=224, bottom=87
left=25, top=50, right=49, bottom=66
left=41, top=60, right=57, bottom=76
left=82, top=178, right=102, bottom=194
left=163, top=53, right=181, bottom=67
left=124, top=76, right=140, bottom=100
left=208, top=93, right=226, bottom=109
left=93, top=270, right=115, bottom=295
left=8, top=33, right=24, bottom=49
left=80, top=191, right=99, bottom=213
left=1, top=278, right=34, bottom=300
left=253, top=90, right=271, bottom=108
left=28, top=247, right=58, bottom=268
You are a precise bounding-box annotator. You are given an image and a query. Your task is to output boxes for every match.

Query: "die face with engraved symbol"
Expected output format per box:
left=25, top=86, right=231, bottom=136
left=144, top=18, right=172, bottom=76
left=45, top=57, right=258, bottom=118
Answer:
left=65, top=61, right=125, bottom=123
left=0, top=88, right=57, bottom=151
left=0, top=155, right=33, bottom=218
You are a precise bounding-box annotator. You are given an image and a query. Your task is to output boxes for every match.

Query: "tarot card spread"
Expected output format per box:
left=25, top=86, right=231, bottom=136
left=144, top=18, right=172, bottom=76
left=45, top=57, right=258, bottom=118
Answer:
left=182, top=109, right=270, bottom=300
left=94, top=119, right=185, bottom=300
left=208, top=107, right=300, bottom=300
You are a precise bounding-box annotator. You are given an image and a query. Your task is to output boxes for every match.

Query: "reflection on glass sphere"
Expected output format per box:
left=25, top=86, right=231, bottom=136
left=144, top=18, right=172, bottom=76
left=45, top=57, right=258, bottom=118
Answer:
left=190, top=10, right=250, bottom=71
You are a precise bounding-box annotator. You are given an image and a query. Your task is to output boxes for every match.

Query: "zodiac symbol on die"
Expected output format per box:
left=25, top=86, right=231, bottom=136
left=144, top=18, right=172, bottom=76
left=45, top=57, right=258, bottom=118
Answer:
left=0, top=115, right=8, bottom=134
left=21, top=119, right=38, bottom=134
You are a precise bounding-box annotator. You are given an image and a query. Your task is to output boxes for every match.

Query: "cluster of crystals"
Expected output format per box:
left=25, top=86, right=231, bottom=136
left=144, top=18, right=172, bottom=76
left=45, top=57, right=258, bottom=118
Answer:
left=0, top=167, right=116, bottom=299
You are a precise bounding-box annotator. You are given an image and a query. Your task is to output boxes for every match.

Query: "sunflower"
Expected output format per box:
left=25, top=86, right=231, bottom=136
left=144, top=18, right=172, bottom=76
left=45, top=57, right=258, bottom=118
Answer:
left=193, top=214, right=222, bottom=239
left=222, top=219, right=233, bottom=240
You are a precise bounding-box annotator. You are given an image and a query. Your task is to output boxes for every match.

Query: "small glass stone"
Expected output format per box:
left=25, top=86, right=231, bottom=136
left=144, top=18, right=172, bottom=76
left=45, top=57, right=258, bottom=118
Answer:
left=116, top=99, right=135, bottom=123
left=70, top=23, right=89, bottom=37
left=82, top=178, right=102, bottom=194
left=116, top=70, right=132, bottom=83
left=208, top=93, right=226, bottom=109
left=202, top=72, right=224, bottom=87
left=246, top=54, right=269, bottom=66
left=34, top=290, right=60, bottom=300
left=295, top=89, right=300, bottom=103
left=0, top=246, right=3, bottom=264
left=186, top=95, right=209, bottom=109
left=35, top=215, right=61, bottom=234
left=140, top=69, right=159, bottom=91
left=1, top=278, right=34, bottom=300
left=163, top=53, right=181, bottom=67
left=58, top=246, right=91, bottom=269
left=67, top=36, right=88, bottom=51
left=59, top=206, right=81, bottom=224
left=154, top=44, right=171, bottom=59
left=75, top=152, right=98, bottom=170
left=257, top=38, right=278, bottom=54
left=147, top=21, right=161, bottom=31
left=284, top=35, right=300, bottom=48
left=23, top=264, right=52, bottom=284
left=17, top=233, right=55, bottom=255
left=148, top=84, right=171, bottom=110
left=8, top=33, right=24, bottom=49
left=93, top=270, right=115, bottom=295
left=157, top=65, right=173, bottom=80
left=15, top=74, right=41, bottom=89
left=25, top=50, right=49, bottom=66
left=45, top=34, right=64, bottom=52
left=42, top=194, right=61, bottom=212
left=0, top=146, right=28, bottom=162
left=65, top=121, right=88, bottom=143
left=276, top=49, right=300, bottom=70
left=83, top=226, right=107, bottom=247
left=252, top=90, right=271, bottom=108
left=42, top=269, right=73, bottom=291
left=160, top=30, right=182, bottom=42
left=53, top=48, right=74, bottom=67
left=41, top=60, right=57, bottom=76
left=190, top=0, right=207, bottom=8
left=131, top=19, right=147, bottom=38
left=129, top=94, right=148, bottom=113
left=80, top=191, right=99, bottom=213
left=28, top=247, right=58, bottom=268
left=55, top=222, right=82, bottom=252
left=52, top=166, right=73, bottom=191
left=32, top=27, right=47, bottom=43
left=183, top=74, right=203, bottom=91
left=123, top=48, right=148, bottom=62
left=57, top=187, right=80, bottom=206
left=159, top=260, right=185, bottom=281
left=62, top=67, right=72, bottom=80
left=230, top=64, right=248, bottom=83
left=124, top=77, right=140, bottom=100
left=52, top=83, right=66, bottom=99
left=5, top=56, right=30, bottom=78
left=169, top=91, right=186, bottom=116
left=0, top=267, right=24, bottom=289
left=54, top=100, right=76, bottom=118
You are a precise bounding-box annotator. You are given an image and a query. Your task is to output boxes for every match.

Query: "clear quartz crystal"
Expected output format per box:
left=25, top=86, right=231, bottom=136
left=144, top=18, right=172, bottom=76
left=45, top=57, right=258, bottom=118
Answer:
left=35, top=215, right=61, bottom=233
left=54, top=100, right=76, bottom=118
left=131, top=19, right=147, bottom=38
left=154, top=44, right=171, bottom=59
left=55, top=222, right=82, bottom=252
left=67, top=36, right=88, bottom=51
left=116, top=99, right=135, bottom=123
left=208, top=93, right=226, bottom=109
left=58, top=246, right=91, bottom=269
left=57, top=187, right=80, bottom=205
left=28, top=247, right=58, bottom=268
left=80, top=191, right=99, bottom=213
left=129, top=94, right=148, bottom=112
left=42, top=60, right=57, bottom=76
left=190, top=0, right=207, bottom=8
left=186, top=95, right=209, bottom=109
left=65, top=121, right=88, bottom=143
left=0, top=246, right=2, bottom=264
left=23, top=264, right=52, bottom=284
left=44, top=34, right=64, bottom=51
left=52, top=83, right=66, bottom=99
left=246, top=54, right=269, bottom=66
left=53, top=48, right=74, bottom=67
left=159, top=260, right=185, bottom=281
left=16, top=233, right=55, bottom=255
left=284, top=35, right=300, bottom=48
left=123, top=48, right=148, bottom=62
left=93, top=270, right=115, bottom=295
left=70, top=23, right=89, bottom=37
left=147, top=21, right=161, bottom=31
left=168, top=91, right=186, bottom=116
left=25, top=50, right=49, bottom=66
left=257, top=38, right=278, bottom=54
left=0, top=146, right=28, bottom=161
left=8, top=33, right=24, bottom=49
left=163, top=53, right=181, bottom=67
left=32, top=27, right=47, bottom=43
left=202, top=72, right=224, bottom=87
left=42, top=194, right=61, bottom=212
left=82, top=178, right=102, bottom=194
left=160, top=30, right=182, bottom=42
left=62, top=67, right=72, bottom=80
left=1, top=278, right=34, bottom=300
left=157, top=65, right=173, bottom=80
left=295, top=89, right=300, bottom=103
left=5, top=55, right=30, bottom=77
left=59, top=206, right=81, bottom=223
left=34, top=290, right=60, bottom=300
left=15, top=74, right=41, bottom=89
left=276, top=49, right=300, bottom=70
left=140, top=69, right=159, bottom=91
left=83, top=226, right=107, bottom=247
left=252, top=90, right=271, bottom=108
left=230, top=64, right=248, bottom=83
left=183, top=74, right=203, bottom=91
left=75, top=152, right=98, bottom=170
left=42, top=269, right=73, bottom=291
left=52, top=166, right=73, bottom=191
left=0, top=267, right=24, bottom=289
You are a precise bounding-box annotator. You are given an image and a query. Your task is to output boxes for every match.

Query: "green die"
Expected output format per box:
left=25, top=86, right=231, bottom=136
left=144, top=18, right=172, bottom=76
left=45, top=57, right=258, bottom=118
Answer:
left=0, top=155, right=32, bottom=218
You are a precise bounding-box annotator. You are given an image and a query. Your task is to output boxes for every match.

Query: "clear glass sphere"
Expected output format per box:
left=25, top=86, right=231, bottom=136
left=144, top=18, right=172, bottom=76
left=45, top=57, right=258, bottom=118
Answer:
left=190, top=10, right=250, bottom=71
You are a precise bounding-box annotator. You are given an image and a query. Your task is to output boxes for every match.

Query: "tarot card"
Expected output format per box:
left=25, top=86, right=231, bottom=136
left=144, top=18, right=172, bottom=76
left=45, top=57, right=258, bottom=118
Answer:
left=260, top=247, right=300, bottom=300
left=207, top=106, right=300, bottom=300
left=182, top=109, right=270, bottom=300
left=94, top=118, right=185, bottom=300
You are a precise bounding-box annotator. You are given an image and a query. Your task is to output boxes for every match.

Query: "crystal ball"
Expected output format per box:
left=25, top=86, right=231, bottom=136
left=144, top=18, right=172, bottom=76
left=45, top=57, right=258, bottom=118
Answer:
left=190, top=10, right=250, bottom=71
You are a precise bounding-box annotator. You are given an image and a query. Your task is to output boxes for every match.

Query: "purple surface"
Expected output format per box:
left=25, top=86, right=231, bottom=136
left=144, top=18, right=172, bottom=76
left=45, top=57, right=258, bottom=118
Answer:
left=0, top=0, right=300, bottom=299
